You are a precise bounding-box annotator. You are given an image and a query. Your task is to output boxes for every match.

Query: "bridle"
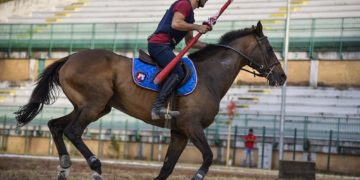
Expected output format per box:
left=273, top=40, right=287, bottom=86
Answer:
left=211, top=34, right=280, bottom=78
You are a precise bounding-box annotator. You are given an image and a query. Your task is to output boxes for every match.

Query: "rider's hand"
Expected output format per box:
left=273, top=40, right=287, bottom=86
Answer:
left=197, top=24, right=212, bottom=34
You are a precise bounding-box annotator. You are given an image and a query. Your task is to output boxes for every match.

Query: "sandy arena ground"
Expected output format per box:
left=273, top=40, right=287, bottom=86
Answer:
left=0, top=154, right=359, bottom=180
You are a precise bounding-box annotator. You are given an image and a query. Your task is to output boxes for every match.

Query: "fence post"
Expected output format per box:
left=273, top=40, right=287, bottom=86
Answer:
left=48, top=24, right=54, bottom=58
left=7, top=24, right=13, bottom=57
left=3, top=115, right=6, bottom=130
left=0, top=115, right=7, bottom=150
left=272, top=115, right=277, bottom=147
left=112, top=23, right=118, bottom=52
left=327, top=130, right=333, bottom=171
left=69, top=24, right=74, bottom=54
left=309, top=18, right=316, bottom=59
left=48, top=131, right=53, bottom=155
left=151, top=126, right=155, bottom=161
left=293, top=128, right=297, bottom=160
left=232, top=125, right=238, bottom=166
left=336, top=118, right=340, bottom=152
left=261, top=126, right=265, bottom=169
left=303, top=116, right=308, bottom=147
left=339, top=18, right=345, bottom=60
left=28, top=24, right=34, bottom=58
left=244, top=114, right=248, bottom=130
left=91, top=23, right=96, bottom=49
left=98, top=119, right=103, bottom=157
left=24, top=125, right=29, bottom=154
left=124, top=120, right=128, bottom=159
left=38, top=57, right=46, bottom=78
left=134, top=23, right=140, bottom=57
left=226, top=119, right=232, bottom=166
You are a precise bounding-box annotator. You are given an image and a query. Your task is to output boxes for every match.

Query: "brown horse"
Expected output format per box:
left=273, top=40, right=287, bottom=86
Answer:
left=15, top=21, right=286, bottom=180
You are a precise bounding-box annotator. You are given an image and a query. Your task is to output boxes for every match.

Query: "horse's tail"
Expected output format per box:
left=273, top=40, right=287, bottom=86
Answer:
left=14, top=56, right=69, bottom=128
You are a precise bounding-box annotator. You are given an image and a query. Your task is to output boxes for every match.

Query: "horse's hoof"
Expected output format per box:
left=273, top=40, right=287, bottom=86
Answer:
left=56, top=173, right=67, bottom=180
left=56, top=166, right=70, bottom=180
left=191, top=169, right=206, bottom=180
left=92, top=172, right=103, bottom=180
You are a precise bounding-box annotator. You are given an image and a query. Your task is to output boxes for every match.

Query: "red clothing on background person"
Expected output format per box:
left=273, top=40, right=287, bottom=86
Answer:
left=243, top=129, right=256, bottom=167
left=244, top=133, right=256, bottom=149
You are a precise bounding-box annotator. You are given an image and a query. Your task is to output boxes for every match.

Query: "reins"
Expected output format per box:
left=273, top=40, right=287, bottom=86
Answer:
left=210, top=42, right=280, bottom=78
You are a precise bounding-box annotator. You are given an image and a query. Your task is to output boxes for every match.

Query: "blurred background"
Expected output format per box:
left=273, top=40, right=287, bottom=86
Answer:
left=0, top=0, right=359, bottom=177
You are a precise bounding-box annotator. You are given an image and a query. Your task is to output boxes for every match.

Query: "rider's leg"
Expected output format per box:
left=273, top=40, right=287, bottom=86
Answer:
left=148, top=43, right=185, bottom=120
left=151, top=72, right=181, bottom=120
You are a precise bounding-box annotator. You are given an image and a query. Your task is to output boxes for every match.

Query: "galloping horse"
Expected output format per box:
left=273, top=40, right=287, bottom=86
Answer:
left=15, top=21, right=286, bottom=180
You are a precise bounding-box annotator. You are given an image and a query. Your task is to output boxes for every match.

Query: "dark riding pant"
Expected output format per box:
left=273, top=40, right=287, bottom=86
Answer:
left=148, top=43, right=185, bottom=81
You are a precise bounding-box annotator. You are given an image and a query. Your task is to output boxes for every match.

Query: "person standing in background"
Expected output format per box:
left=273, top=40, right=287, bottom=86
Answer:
left=243, top=128, right=256, bottom=167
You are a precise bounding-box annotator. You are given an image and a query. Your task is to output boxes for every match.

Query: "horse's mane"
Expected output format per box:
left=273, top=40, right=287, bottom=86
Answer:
left=189, top=27, right=256, bottom=61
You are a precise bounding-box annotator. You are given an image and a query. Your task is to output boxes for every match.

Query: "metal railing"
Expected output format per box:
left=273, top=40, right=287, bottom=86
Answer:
left=1, top=17, right=359, bottom=59
left=1, top=105, right=359, bottom=145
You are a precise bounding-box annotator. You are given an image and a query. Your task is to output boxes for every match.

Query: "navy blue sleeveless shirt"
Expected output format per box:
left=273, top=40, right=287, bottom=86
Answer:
left=152, top=0, right=195, bottom=47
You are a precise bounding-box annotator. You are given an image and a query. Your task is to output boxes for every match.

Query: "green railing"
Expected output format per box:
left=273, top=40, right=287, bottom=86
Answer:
left=0, top=17, right=359, bottom=59
left=1, top=105, right=359, bottom=144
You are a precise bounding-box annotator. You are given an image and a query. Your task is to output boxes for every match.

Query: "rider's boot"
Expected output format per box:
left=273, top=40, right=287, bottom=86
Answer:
left=151, top=73, right=180, bottom=120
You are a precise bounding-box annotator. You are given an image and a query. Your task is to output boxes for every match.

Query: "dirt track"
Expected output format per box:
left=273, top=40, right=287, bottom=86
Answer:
left=0, top=154, right=358, bottom=180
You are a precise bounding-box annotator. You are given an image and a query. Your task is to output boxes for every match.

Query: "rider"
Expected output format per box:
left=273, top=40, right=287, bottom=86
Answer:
left=148, top=0, right=212, bottom=120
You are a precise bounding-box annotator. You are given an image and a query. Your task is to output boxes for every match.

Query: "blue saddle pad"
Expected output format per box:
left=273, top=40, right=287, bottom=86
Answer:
left=132, top=57, right=197, bottom=96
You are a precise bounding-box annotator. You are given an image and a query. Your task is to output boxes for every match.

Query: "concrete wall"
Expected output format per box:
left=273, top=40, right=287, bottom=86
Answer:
left=318, top=61, right=360, bottom=87
left=0, top=59, right=30, bottom=81
left=2, top=135, right=360, bottom=175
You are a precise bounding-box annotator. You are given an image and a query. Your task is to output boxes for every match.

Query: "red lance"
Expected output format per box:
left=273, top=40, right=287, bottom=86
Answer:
left=153, top=0, right=233, bottom=84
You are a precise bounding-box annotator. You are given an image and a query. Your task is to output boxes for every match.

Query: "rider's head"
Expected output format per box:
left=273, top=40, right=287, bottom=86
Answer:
left=198, top=0, right=208, bottom=8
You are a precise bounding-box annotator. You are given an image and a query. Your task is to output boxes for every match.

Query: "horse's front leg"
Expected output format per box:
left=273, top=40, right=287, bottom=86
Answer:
left=186, top=123, right=213, bottom=180
left=155, top=130, right=188, bottom=180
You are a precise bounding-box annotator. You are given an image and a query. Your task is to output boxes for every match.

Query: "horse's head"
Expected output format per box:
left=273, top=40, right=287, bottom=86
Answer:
left=242, top=21, right=287, bottom=86
left=189, top=21, right=287, bottom=86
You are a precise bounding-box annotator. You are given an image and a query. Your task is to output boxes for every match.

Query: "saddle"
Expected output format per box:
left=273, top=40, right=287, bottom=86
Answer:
left=138, top=49, right=192, bottom=86
left=136, top=49, right=198, bottom=129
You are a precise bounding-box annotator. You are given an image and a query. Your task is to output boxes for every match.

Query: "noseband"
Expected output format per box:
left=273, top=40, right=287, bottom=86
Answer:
left=211, top=35, right=280, bottom=78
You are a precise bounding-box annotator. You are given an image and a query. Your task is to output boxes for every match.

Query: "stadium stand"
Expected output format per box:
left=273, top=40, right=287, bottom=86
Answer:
left=221, top=86, right=360, bottom=117
left=0, top=0, right=359, bottom=156
left=0, top=0, right=359, bottom=58
left=4, top=0, right=360, bottom=23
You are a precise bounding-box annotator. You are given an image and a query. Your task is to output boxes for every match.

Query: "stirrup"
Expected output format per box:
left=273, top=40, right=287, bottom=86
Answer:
left=151, top=108, right=180, bottom=120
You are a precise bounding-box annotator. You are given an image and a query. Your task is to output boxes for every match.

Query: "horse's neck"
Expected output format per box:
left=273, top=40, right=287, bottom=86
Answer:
left=199, top=45, right=246, bottom=99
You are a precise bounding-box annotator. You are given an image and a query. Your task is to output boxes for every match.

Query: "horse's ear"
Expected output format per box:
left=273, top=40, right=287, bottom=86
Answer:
left=256, top=21, right=264, bottom=36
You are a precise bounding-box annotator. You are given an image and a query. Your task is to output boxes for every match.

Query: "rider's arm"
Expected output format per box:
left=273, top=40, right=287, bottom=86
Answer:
left=172, top=12, right=210, bottom=49
left=171, top=12, right=210, bottom=33
left=185, top=31, right=207, bottom=49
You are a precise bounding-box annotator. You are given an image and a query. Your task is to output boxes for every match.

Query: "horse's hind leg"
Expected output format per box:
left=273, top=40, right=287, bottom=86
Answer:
left=48, top=112, right=75, bottom=179
left=155, top=130, right=188, bottom=180
left=186, top=124, right=213, bottom=180
left=63, top=105, right=111, bottom=180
